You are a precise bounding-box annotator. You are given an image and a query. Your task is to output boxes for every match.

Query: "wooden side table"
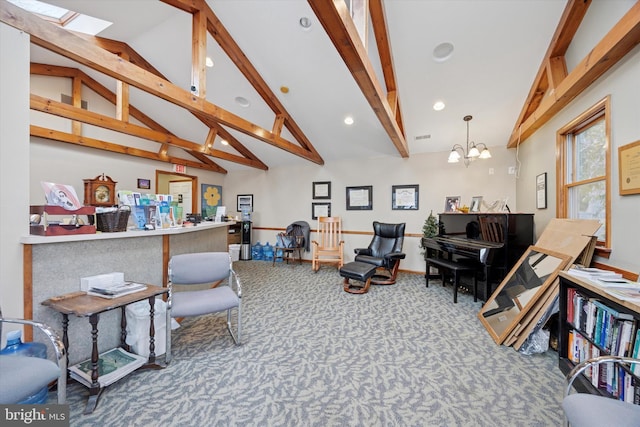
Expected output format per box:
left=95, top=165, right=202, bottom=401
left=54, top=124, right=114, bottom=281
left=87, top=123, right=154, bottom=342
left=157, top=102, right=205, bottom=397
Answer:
left=42, top=285, right=169, bottom=414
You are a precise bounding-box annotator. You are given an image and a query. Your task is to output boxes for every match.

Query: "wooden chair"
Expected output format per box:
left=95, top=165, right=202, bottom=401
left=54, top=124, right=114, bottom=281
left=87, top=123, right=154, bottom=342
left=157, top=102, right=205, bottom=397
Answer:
left=479, top=215, right=504, bottom=243
left=311, top=216, right=344, bottom=271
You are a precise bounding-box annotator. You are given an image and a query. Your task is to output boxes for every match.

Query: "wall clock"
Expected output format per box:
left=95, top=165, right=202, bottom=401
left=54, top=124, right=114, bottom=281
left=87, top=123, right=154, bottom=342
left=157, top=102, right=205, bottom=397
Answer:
left=83, top=174, right=117, bottom=207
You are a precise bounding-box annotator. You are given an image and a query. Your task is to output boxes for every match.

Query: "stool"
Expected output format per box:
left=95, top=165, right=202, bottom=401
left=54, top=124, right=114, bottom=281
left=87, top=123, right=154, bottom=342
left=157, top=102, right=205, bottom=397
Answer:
left=339, top=261, right=377, bottom=294
left=426, top=257, right=478, bottom=303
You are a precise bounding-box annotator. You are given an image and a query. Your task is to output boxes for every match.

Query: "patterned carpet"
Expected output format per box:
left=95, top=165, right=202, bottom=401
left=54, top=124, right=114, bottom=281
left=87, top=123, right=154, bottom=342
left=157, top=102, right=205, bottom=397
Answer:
left=64, top=260, right=565, bottom=426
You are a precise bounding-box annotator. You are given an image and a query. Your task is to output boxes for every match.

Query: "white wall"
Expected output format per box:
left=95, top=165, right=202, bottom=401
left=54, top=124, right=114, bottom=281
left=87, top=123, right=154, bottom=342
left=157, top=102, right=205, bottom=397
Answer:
left=223, top=146, right=517, bottom=272
left=0, top=24, right=30, bottom=319
left=515, top=28, right=640, bottom=272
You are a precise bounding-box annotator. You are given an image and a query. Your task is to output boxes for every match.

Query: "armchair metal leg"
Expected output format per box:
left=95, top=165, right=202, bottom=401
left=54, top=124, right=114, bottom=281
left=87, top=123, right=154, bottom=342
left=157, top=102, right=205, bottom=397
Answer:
left=226, top=306, right=241, bottom=345
left=165, top=308, right=172, bottom=364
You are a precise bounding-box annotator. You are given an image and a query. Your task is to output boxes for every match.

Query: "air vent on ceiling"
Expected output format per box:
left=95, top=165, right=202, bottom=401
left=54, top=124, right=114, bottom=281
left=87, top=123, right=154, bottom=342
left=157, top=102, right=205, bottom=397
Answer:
left=415, top=134, right=431, bottom=140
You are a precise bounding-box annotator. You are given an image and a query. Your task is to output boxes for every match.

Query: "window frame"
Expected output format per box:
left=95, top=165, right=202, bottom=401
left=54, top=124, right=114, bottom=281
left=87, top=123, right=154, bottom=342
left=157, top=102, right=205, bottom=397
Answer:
left=556, top=96, right=611, bottom=254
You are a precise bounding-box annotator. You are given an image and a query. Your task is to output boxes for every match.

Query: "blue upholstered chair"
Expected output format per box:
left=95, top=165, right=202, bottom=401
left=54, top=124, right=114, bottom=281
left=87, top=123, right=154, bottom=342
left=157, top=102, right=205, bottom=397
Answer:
left=0, top=309, right=67, bottom=404
left=166, top=252, right=242, bottom=362
left=563, top=355, right=640, bottom=427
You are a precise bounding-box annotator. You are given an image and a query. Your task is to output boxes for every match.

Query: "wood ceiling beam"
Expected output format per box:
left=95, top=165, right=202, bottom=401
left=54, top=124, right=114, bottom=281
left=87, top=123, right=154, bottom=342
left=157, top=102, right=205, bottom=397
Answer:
left=1, top=0, right=321, bottom=165
left=508, top=1, right=640, bottom=147
left=191, top=9, right=207, bottom=97
left=30, top=94, right=265, bottom=169
left=308, top=0, right=409, bottom=158
left=30, top=125, right=227, bottom=173
left=508, top=0, right=590, bottom=144
left=191, top=114, right=267, bottom=167
left=116, top=52, right=130, bottom=122
left=369, top=0, right=404, bottom=135
left=31, top=62, right=230, bottom=170
left=72, top=32, right=166, bottom=77
left=68, top=39, right=267, bottom=169
left=31, top=63, right=163, bottom=131
left=161, top=0, right=323, bottom=163
left=71, top=75, right=82, bottom=135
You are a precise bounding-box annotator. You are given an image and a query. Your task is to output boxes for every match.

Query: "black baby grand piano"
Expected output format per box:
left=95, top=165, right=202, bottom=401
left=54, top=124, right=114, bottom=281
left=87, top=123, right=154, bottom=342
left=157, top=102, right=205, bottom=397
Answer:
left=422, top=212, right=534, bottom=300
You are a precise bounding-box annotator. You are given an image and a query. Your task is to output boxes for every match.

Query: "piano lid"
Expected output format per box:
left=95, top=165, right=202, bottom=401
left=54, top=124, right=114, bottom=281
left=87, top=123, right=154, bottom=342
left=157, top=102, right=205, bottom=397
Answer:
left=422, top=236, right=504, bottom=264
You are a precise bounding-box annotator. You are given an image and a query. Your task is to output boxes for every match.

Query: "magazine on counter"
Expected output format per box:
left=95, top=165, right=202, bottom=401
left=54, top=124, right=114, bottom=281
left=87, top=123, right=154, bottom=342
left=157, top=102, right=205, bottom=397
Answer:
left=87, top=282, right=147, bottom=299
left=69, top=347, right=147, bottom=388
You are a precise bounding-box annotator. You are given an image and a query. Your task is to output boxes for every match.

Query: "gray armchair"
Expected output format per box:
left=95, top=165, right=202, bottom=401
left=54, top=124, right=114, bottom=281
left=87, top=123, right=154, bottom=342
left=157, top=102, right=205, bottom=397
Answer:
left=563, top=355, right=640, bottom=427
left=0, top=309, right=67, bottom=404
left=166, top=252, right=242, bottom=363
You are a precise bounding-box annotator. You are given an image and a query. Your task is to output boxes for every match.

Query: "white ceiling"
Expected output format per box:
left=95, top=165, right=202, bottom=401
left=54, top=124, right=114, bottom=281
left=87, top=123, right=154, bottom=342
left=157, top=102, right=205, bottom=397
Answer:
left=29, top=0, right=568, bottom=172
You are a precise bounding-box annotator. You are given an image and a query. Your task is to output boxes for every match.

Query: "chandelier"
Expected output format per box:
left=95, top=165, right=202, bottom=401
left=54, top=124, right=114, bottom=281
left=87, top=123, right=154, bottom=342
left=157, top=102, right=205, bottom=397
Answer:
left=448, top=115, right=491, bottom=167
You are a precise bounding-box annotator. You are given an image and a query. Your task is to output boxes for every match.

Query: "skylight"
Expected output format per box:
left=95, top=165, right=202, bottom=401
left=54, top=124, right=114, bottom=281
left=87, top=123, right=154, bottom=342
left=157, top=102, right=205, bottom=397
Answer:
left=8, top=0, right=112, bottom=36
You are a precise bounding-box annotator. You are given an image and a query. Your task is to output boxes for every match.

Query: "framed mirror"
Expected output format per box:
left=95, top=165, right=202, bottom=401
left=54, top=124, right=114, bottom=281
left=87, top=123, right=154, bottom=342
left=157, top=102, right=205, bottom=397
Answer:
left=478, top=246, right=572, bottom=344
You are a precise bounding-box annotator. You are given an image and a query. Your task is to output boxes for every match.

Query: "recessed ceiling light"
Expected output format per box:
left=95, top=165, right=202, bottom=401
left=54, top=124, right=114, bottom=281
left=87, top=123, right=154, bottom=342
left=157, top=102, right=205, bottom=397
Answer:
left=344, top=116, right=354, bottom=125
left=220, top=139, right=229, bottom=146
left=433, top=101, right=445, bottom=111
left=235, top=96, right=250, bottom=107
left=206, top=57, right=214, bottom=68
left=433, top=42, right=454, bottom=63
left=299, top=17, right=312, bottom=30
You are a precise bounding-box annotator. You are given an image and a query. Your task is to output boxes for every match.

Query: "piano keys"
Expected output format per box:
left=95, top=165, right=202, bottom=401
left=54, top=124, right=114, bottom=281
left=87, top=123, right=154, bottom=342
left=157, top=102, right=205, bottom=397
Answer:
left=421, top=235, right=504, bottom=265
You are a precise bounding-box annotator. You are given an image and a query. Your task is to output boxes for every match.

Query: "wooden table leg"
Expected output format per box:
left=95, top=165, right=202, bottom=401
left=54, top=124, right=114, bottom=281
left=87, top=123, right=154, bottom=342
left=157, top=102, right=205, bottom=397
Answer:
left=61, top=314, right=69, bottom=360
left=84, top=313, right=102, bottom=415
left=148, top=296, right=156, bottom=363
left=120, top=306, right=127, bottom=349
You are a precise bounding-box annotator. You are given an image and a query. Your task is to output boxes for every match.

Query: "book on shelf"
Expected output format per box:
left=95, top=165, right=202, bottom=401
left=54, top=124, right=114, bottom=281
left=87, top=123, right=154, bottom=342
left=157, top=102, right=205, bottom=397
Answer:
left=567, top=267, right=623, bottom=280
left=69, top=347, right=146, bottom=388
left=597, top=277, right=638, bottom=287
left=87, top=281, right=147, bottom=299
left=603, top=286, right=640, bottom=303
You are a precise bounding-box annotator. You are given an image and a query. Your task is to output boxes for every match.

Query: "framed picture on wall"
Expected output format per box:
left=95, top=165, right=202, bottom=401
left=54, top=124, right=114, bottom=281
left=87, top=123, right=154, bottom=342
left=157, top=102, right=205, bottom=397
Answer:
left=536, top=173, right=547, bottom=209
left=312, top=181, right=331, bottom=199
left=392, top=184, right=419, bottom=210
left=137, top=178, right=151, bottom=190
left=201, top=184, right=222, bottom=218
left=237, top=194, right=253, bottom=212
left=312, top=202, right=331, bottom=220
left=346, top=186, right=373, bottom=210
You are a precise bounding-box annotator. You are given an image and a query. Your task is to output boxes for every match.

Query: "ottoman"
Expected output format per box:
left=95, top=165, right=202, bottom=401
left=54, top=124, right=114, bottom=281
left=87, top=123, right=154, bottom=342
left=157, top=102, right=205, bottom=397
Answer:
left=339, top=261, right=377, bottom=294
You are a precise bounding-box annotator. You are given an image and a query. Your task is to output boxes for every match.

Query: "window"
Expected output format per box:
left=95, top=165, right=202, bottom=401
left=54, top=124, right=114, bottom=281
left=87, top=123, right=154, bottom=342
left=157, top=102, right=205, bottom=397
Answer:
left=556, top=97, right=611, bottom=250
left=8, top=0, right=112, bottom=36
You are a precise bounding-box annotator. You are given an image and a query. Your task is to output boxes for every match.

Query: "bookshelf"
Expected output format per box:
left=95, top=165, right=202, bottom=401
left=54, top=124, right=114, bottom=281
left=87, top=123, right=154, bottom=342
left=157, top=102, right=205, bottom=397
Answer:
left=558, top=271, right=640, bottom=401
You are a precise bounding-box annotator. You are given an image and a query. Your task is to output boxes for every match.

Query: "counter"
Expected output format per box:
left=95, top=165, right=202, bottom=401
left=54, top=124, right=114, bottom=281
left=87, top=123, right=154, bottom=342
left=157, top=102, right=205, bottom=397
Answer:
left=21, top=221, right=233, bottom=364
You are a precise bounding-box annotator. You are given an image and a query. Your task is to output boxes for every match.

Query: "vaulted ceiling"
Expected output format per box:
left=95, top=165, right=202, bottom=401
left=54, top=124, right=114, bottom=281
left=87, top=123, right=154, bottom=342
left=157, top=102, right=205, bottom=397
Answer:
left=2, top=0, right=638, bottom=174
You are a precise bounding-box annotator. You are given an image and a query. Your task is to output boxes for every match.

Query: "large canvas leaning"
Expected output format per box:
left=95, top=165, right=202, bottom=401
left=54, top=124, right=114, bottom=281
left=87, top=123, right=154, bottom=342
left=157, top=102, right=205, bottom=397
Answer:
left=478, top=246, right=572, bottom=345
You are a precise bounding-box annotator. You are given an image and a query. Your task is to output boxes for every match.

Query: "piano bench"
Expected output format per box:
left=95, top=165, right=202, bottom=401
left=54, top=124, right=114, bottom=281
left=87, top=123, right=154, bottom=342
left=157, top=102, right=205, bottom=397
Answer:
left=339, top=261, right=377, bottom=294
left=425, top=257, right=478, bottom=303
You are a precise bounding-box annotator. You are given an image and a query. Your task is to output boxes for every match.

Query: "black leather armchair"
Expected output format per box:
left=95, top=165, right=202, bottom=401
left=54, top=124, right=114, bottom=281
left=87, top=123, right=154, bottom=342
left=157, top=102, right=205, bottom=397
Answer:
left=354, top=222, right=406, bottom=285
